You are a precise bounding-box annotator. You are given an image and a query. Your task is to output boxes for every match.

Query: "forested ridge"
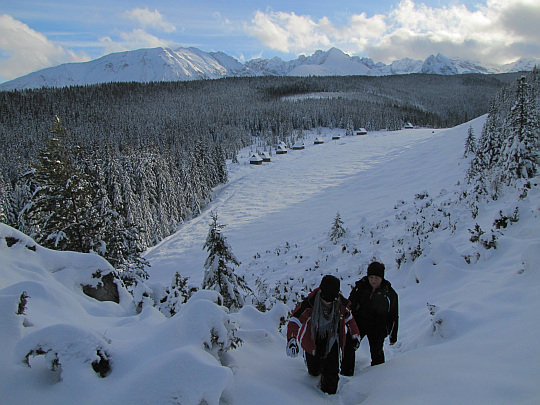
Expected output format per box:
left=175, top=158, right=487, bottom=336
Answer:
left=1, top=73, right=520, bottom=166
left=0, top=72, right=526, bottom=281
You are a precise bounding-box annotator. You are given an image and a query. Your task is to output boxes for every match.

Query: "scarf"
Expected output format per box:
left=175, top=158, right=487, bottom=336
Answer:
left=311, top=290, right=340, bottom=357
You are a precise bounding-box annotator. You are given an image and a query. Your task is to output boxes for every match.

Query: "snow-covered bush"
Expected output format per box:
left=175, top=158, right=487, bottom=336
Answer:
left=493, top=207, right=519, bottom=229
left=15, top=323, right=112, bottom=380
left=392, top=191, right=459, bottom=268
left=254, top=276, right=311, bottom=310
left=175, top=290, right=242, bottom=356
left=157, top=272, right=198, bottom=317
left=16, top=291, right=30, bottom=315
left=130, top=281, right=156, bottom=313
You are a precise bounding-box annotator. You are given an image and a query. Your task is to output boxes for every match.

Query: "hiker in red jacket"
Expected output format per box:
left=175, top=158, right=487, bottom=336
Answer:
left=286, top=275, right=361, bottom=395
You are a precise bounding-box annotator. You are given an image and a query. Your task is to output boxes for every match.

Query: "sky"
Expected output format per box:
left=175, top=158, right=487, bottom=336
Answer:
left=1, top=0, right=540, bottom=84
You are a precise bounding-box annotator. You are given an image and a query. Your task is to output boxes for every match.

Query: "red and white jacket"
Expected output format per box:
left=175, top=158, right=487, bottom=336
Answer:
left=286, top=288, right=360, bottom=358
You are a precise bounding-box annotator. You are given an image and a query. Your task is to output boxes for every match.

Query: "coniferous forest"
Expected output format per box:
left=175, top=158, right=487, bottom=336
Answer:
left=0, top=72, right=531, bottom=281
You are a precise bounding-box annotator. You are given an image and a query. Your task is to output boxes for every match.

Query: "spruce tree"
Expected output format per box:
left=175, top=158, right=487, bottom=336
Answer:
left=0, top=193, right=6, bottom=226
left=328, top=212, right=347, bottom=244
left=24, top=117, right=97, bottom=251
left=468, top=70, right=539, bottom=200
left=463, top=125, right=476, bottom=158
left=498, top=75, right=539, bottom=184
left=23, top=118, right=149, bottom=282
left=158, top=272, right=195, bottom=317
left=0, top=174, right=8, bottom=224
left=202, top=213, right=250, bottom=310
left=346, top=119, right=354, bottom=137
left=467, top=98, right=506, bottom=197
left=88, top=153, right=149, bottom=282
left=97, top=196, right=149, bottom=284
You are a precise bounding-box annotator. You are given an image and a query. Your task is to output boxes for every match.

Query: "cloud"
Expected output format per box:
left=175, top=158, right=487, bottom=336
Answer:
left=492, top=0, right=540, bottom=41
left=98, top=8, right=178, bottom=55
left=123, top=7, right=176, bottom=33
left=247, top=0, right=540, bottom=64
left=0, top=14, right=88, bottom=81
left=99, top=29, right=172, bottom=55
left=248, top=11, right=331, bottom=53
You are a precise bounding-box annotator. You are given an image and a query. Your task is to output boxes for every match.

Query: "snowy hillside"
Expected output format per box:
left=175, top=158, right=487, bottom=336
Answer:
left=0, top=47, right=245, bottom=91
left=1, top=117, right=540, bottom=404
left=1, top=46, right=538, bottom=90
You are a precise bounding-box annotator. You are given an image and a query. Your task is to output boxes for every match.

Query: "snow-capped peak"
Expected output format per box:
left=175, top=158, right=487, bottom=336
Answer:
left=1, top=47, right=538, bottom=91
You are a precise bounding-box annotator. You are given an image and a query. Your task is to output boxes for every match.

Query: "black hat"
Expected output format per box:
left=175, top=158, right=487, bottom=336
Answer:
left=367, top=262, right=385, bottom=278
left=319, top=275, right=340, bottom=302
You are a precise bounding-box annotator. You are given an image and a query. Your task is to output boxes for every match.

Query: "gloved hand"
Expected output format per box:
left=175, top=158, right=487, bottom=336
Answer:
left=286, top=338, right=299, bottom=357
left=353, top=338, right=361, bottom=351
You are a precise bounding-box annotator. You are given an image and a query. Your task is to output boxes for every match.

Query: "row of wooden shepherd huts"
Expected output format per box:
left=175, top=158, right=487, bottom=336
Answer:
left=250, top=151, right=272, bottom=165
left=250, top=128, right=371, bottom=164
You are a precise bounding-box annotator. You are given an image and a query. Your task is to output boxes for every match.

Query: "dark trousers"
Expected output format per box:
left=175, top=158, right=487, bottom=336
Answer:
left=342, top=333, right=385, bottom=376
left=305, top=342, right=340, bottom=394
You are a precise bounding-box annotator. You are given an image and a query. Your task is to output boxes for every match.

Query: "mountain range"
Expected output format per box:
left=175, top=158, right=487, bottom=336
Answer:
left=1, top=46, right=538, bottom=91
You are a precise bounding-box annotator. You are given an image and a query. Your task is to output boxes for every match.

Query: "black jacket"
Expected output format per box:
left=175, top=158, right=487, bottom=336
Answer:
left=348, top=276, right=399, bottom=343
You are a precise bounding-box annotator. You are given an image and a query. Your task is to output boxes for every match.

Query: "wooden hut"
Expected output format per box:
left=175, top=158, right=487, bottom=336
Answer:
left=356, top=128, right=367, bottom=135
left=292, top=141, right=305, bottom=150
left=314, top=137, right=324, bottom=144
left=259, top=151, right=271, bottom=162
left=276, top=144, right=288, bottom=154
left=404, top=122, right=414, bottom=129
left=332, top=134, right=341, bottom=140
left=249, top=153, right=263, bottom=165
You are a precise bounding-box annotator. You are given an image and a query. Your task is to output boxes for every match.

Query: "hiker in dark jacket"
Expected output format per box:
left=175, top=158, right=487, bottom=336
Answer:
left=341, top=261, right=398, bottom=375
left=286, top=275, right=361, bottom=395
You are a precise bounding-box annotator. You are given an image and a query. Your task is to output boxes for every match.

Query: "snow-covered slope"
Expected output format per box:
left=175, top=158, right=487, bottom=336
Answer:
left=1, top=47, right=538, bottom=90
left=288, top=47, right=371, bottom=76
left=0, top=47, right=250, bottom=91
left=2, top=117, right=539, bottom=404
left=244, top=47, right=372, bottom=77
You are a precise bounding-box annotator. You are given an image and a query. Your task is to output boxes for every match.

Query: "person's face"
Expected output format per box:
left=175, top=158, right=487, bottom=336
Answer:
left=321, top=294, right=334, bottom=304
left=368, top=275, right=382, bottom=290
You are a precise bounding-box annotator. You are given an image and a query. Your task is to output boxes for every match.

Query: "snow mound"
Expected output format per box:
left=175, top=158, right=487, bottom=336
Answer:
left=0, top=223, right=254, bottom=405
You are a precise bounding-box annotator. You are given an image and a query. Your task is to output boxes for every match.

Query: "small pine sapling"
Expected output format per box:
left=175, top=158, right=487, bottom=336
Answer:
left=203, top=212, right=252, bottom=310
left=463, top=125, right=477, bottom=158
left=17, top=291, right=30, bottom=315
left=328, top=212, right=347, bottom=245
left=158, top=272, right=197, bottom=317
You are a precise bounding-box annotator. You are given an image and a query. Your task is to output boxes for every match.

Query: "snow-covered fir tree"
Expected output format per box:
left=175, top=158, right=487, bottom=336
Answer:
left=467, top=99, right=503, bottom=186
left=497, top=75, right=539, bottom=184
left=0, top=175, right=7, bottom=224
left=99, top=208, right=149, bottom=288
left=467, top=69, right=539, bottom=199
left=346, top=119, right=354, bottom=136
left=328, top=211, right=347, bottom=244
left=23, top=117, right=99, bottom=252
left=202, top=212, right=251, bottom=310
left=4, top=173, right=33, bottom=234
left=21, top=117, right=149, bottom=283
left=463, top=124, right=477, bottom=158
left=158, top=272, right=197, bottom=317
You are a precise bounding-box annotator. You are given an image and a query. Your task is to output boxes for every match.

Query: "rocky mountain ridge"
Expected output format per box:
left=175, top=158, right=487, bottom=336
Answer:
left=1, top=46, right=538, bottom=90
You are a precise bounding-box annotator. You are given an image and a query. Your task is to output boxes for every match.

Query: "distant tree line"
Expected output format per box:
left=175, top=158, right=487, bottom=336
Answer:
left=0, top=73, right=522, bottom=269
